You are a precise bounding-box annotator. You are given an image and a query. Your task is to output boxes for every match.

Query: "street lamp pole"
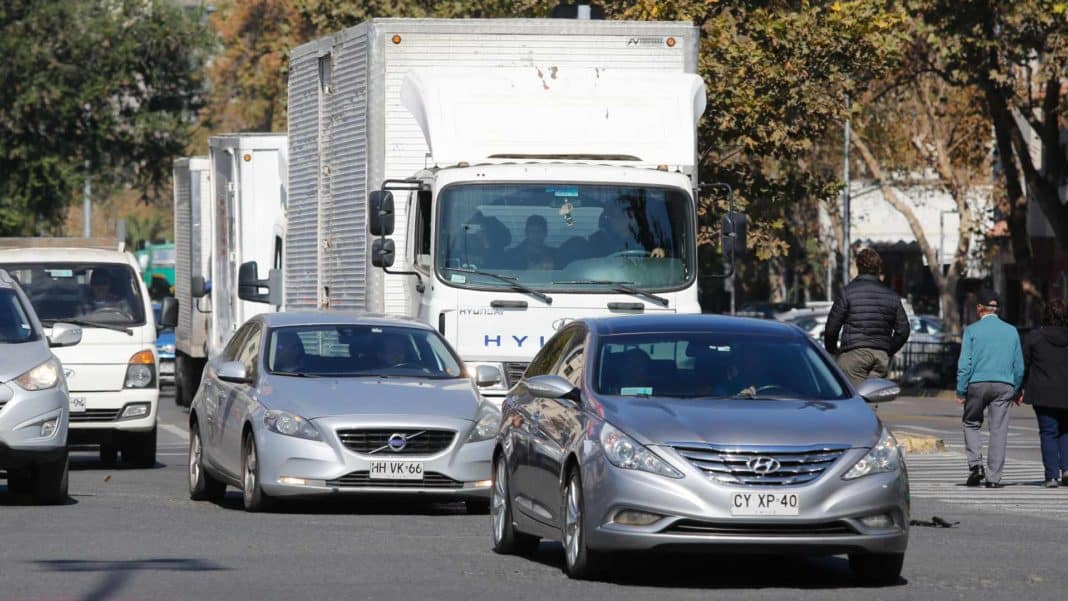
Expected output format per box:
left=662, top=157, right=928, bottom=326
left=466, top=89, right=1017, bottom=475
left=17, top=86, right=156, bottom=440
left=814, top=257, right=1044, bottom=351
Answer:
left=842, top=92, right=851, bottom=288
left=82, top=103, right=91, bottom=238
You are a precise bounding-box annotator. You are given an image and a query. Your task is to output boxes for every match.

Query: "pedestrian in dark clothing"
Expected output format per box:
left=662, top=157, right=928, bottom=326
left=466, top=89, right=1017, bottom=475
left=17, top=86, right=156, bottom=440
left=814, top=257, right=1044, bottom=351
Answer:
left=1022, top=298, right=1068, bottom=488
left=824, top=248, right=910, bottom=385
left=956, top=290, right=1024, bottom=488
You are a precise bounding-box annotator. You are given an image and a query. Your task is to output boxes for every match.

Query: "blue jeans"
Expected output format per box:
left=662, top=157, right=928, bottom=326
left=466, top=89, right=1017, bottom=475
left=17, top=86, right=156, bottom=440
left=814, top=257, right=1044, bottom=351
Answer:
left=1033, top=406, right=1068, bottom=481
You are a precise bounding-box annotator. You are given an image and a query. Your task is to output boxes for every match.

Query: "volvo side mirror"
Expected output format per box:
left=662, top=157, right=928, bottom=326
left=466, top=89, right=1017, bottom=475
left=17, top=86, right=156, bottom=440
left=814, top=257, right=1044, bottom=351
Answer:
left=158, top=297, right=179, bottom=329
left=475, top=365, right=502, bottom=388
left=217, top=360, right=251, bottom=384
left=369, top=191, right=395, bottom=236
left=372, top=238, right=396, bottom=268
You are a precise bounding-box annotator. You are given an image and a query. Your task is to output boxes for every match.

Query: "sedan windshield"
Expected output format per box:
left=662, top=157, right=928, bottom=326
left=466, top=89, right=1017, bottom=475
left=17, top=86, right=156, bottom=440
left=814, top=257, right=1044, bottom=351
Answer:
left=0, top=289, right=38, bottom=343
left=595, top=333, right=848, bottom=400
left=1, top=263, right=146, bottom=327
left=266, top=324, right=464, bottom=379
left=435, top=183, right=693, bottom=291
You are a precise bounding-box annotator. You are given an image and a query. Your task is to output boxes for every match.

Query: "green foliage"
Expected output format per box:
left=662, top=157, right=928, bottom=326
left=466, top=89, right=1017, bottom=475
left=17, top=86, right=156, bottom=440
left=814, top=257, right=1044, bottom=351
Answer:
left=125, top=213, right=166, bottom=251
left=0, top=0, right=211, bottom=236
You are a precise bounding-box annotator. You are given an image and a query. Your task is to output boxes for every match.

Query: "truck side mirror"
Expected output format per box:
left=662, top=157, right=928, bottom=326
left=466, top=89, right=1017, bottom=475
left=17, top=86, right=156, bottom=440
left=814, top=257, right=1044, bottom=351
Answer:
left=369, top=191, right=395, bottom=236
left=238, top=261, right=283, bottom=305
left=722, top=212, right=748, bottom=259
left=372, top=238, right=396, bottom=268
left=158, top=297, right=179, bottom=329
left=190, top=275, right=206, bottom=299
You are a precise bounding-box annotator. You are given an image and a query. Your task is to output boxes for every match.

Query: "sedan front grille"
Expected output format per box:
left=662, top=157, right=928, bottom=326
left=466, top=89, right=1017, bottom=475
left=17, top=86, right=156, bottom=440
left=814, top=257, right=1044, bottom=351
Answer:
left=325, top=471, right=464, bottom=489
left=664, top=519, right=856, bottom=537
left=672, top=443, right=849, bottom=486
left=503, top=362, right=528, bottom=387
left=336, top=429, right=455, bottom=456
left=69, top=409, right=121, bottom=423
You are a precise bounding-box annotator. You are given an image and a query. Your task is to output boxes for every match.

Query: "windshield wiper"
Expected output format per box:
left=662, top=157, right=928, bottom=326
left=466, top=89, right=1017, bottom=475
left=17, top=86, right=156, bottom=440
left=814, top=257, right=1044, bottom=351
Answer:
left=41, top=318, right=133, bottom=336
left=448, top=268, right=552, bottom=305
left=553, top=279, right=669, bottom=307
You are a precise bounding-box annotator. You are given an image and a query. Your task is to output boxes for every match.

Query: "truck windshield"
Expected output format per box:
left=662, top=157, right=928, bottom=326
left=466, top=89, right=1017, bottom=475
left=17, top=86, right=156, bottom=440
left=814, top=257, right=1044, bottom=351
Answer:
left=0, top=263, right=146, bottom=327
left=0, top=289, right=38, bottom=343
left=435, top=183, right=693, bottom=291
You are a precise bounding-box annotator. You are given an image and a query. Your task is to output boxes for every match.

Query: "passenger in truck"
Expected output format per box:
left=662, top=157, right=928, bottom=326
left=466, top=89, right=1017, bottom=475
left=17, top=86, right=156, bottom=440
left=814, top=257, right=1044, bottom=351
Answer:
left=505, top=215, right=556, bottom=270
left=450, top=211, right=512, bottom=270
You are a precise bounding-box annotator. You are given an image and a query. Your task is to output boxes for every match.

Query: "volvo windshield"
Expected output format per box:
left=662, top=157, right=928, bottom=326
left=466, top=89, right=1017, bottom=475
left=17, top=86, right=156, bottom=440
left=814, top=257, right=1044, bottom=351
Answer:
left=435, top=184, right=694, bottom=292
left=0, top=263, right=146, bottom=327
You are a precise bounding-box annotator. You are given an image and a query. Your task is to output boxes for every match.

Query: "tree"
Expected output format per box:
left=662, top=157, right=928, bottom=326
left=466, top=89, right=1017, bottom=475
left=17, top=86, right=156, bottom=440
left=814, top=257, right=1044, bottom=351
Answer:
left=0, top=1, right=211, bottom=236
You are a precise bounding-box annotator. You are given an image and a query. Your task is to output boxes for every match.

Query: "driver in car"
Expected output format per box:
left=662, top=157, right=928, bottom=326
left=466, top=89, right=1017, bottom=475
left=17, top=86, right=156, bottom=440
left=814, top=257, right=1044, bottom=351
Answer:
left=587, top=203, right=665, bottom=260
left=374, top=334, right=411, bottom=368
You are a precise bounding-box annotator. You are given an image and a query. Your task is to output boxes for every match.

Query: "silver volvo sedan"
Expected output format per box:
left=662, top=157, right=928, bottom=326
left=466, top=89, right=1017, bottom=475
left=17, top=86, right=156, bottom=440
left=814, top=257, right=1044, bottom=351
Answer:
left=188, top=312, right=500, bottom=512
left=492, top=315, right=908, bottom=584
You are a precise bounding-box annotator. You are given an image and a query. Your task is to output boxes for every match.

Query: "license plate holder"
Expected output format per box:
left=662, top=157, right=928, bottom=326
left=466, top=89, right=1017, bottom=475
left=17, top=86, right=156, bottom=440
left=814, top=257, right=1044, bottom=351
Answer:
left=730, top=492, right=800, bottom=516
left=368, top=461, right=424, bottom=480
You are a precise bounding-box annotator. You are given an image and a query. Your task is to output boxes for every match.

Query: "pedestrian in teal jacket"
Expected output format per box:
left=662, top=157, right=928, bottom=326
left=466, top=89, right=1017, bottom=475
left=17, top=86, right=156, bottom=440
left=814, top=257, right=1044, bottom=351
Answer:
left=956, top=289, right=1024, bottom=487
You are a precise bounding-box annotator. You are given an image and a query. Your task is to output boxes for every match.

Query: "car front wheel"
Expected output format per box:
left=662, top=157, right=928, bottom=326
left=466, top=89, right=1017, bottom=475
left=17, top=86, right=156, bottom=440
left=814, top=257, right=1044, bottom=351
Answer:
left=242, top=432, right=275, bottom=512
left=31, top=451, right=69, bottom=505
left=562, top=469, right=603, bottom=579
left=849, top=552, right=904, bottom=586
left=188, top=422, right=226, bottom=502
left=491, top=456, right=539, bottom=555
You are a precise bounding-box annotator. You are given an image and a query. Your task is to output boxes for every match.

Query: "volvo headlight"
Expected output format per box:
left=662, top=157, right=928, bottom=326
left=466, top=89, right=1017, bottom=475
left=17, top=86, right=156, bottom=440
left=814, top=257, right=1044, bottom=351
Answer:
left=15, top=358, right=61, bottom=391
left=466, top=402, right=501, bottom=443
left=843, top=428, right=902, bottom=480
left=599, top=422, right=683, bottom=479
left=263, top=410, right=322, bottom=441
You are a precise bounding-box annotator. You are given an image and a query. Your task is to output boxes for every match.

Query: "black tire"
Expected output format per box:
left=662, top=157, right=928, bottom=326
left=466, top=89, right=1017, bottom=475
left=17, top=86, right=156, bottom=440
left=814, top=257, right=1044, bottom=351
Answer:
left=849, top=553, right=905, bottom=586
left=31, top=451, right=69, bottom=505
left=188, top=422, right=226, bottom=502
left=562, top=469, right=604, bottom=580
left=242, top=432, right=276, bottom=512
left=174, top=362, right=188, bottom=408
left=465, top=498, right=491, bottom=515
left=99, top=444, right=119, bottom=465
left=121, top=426, right=157, bottom=468
left=6, top=472, right=32, bottom=495
left=491, top=456, right=539, bottom=555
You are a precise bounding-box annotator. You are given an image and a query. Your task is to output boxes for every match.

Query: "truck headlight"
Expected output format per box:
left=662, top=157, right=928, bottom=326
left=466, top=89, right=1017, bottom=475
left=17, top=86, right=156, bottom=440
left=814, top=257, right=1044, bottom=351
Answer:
left=466, top=402, right=501, bottom=443
left=843, top=428, right=902, bottom=480
left=124, top=350, right=156, bottom=388
left=599, top=422, right=682, bottom=479
left=15, top=358, right=61, bottom=391
left=264, top=410, right=322, bottom=441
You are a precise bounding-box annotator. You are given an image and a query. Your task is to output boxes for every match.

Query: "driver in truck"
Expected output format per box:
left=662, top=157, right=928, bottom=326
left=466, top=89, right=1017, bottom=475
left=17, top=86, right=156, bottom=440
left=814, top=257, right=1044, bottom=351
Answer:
left=86, top=269, right=127, bottom=313
left=559, top=201, right=666, bottom=265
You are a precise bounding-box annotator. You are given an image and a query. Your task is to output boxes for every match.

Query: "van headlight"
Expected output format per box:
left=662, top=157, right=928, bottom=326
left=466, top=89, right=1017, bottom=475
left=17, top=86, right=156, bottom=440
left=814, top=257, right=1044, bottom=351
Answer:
left=466, top=402, right=501, bottom=443
left=15, top=358, right=61, bottom=391
left=843, top=428, right=902, bottom=480
left=599, top=422, right=683, bottom=479
left=264, top=410, right=322, bottom=441
left=124, top=350, right=156, bottom=389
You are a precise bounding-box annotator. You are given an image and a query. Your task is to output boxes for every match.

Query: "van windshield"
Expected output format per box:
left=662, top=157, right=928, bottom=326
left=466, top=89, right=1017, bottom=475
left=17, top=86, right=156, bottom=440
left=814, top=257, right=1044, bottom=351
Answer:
left=435, top=183, right=694, bottom=292
left=0, top=263, right=146, bottom=327
left=0, top=289, right=38, bottom=343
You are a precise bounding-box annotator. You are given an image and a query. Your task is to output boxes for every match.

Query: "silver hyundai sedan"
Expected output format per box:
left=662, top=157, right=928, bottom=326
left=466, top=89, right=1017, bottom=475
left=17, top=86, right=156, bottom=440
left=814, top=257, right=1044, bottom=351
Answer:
left=188, top=312, right=500, bottom=512
left=492, top=315, right=908, bottom=584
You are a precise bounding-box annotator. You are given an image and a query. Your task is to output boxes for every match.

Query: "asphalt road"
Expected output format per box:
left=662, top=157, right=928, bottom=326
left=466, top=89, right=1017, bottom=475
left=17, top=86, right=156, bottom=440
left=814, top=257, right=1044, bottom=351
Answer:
left=1, top=390, right=1066, bottom=601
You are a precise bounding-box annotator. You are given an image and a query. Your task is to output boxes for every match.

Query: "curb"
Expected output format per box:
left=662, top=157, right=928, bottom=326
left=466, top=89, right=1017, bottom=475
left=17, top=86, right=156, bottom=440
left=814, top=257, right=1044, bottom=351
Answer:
left=892, top=430, right=946, bottom=454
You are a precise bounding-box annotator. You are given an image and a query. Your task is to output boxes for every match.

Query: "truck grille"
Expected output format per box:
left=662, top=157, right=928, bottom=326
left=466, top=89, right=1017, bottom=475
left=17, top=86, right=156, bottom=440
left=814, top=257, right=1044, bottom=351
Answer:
left=70, top=409, right=121, bottom=423
left=664, top=519, right=856, bottom=537
left=672, top=443, right=849, bottom=486
left=336, top=429, right=455, bottom=455
left=326, top=471, right=464, bottom=489
left=503, top=362, right=528, bottom=387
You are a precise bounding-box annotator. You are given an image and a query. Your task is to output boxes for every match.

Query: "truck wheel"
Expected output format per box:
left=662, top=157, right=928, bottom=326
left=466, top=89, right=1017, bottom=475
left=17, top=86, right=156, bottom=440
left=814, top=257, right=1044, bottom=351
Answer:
left=31, top=452, right=69, bottom=505
left=175, top=355, right=192, bottom=407
left=121, top=427, right=157, bottom=468
left=189, top=421, right=226, bottom=502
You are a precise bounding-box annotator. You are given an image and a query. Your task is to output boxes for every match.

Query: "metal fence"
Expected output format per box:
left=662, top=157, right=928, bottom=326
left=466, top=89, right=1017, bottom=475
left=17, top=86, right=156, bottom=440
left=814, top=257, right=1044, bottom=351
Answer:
left=888, top=341, right=961, bottom=389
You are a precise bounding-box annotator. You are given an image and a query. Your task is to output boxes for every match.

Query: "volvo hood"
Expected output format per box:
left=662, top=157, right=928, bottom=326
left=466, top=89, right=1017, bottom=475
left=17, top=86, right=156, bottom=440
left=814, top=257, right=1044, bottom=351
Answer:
left=262, top=376, right=481, bottom=421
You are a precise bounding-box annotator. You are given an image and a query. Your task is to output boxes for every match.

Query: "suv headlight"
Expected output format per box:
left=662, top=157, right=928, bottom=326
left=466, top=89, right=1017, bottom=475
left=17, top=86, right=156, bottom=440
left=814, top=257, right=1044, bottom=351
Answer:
left=263, top=410, right=322, bottom=441
left=843, top=428, right=902, bottom=480
left=466, top=402, right=501, bottom=443
left=599, top=422, right=683, bottom=479
left=15, top=358, right=61, bottom=391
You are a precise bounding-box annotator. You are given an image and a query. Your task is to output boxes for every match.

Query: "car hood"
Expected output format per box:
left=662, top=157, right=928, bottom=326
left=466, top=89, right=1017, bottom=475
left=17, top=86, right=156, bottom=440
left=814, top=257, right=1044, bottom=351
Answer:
left=261, top=375, right=480, bottom=421
left=596, top=395, right=882, bottom=449
left=0, top=341, right=53, bottom=383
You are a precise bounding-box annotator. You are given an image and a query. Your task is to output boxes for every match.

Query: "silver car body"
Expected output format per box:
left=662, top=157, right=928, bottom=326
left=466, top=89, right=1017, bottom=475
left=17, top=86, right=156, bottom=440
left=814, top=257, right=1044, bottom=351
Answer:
left=190, top=312, right=494, bottom=500
left=497, top=315, right=908, bottom=557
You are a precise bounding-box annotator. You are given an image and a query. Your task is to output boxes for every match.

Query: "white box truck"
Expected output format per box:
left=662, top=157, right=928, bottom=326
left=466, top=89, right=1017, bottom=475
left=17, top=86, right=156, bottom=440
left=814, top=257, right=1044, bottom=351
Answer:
left=165, top=135, right=288, bottom=406
left=239, top=17, right=744, bottom=399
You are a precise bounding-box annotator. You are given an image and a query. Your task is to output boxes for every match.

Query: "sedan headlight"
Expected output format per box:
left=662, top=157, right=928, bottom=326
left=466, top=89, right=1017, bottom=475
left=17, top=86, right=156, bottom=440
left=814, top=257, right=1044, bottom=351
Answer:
left=466, top=402, right=501, bottom=443
left=15, top=358, right=61, bottom=391
left=263, top=410, right=322, bottom=441
left=843, top=428, right=902, bottom=480
left=599, top=422, right=683, bottom=479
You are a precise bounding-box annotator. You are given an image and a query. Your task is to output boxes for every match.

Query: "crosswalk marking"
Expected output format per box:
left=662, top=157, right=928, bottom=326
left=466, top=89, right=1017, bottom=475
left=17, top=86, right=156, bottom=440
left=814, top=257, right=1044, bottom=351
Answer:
left=904, top=452, right=1068, bottom=521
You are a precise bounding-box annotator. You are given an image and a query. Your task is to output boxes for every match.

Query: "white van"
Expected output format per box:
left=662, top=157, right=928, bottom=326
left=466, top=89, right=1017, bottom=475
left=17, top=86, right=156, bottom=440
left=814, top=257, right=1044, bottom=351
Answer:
left=0, top=246, right=159, bottom=466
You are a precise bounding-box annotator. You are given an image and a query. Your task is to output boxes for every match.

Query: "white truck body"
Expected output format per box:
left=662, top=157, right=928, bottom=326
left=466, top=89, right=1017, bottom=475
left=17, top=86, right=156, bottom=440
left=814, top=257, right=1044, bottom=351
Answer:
left=172, top=156, right=211, bottom=362
left=283, top=18, right=703, bottom=395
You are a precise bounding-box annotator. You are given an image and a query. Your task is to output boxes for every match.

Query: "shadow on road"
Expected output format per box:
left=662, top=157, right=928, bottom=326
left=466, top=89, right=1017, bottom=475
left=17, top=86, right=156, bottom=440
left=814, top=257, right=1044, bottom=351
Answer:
left=210, top=491, right=478, bottom=516
left=34, top=558, right=228, bottom=601
left=68, top=453, right=167, bottom=472
left=0, top=485, right=79, bottom=506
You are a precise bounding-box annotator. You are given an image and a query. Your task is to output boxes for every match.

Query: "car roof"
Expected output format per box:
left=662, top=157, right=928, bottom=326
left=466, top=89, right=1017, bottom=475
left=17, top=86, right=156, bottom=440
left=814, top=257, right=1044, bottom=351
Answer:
left=255, top=311, right=438, bottom=330
left=585, top=314, right=808, bottom=339
left=0, top=247, right=137, bottom=266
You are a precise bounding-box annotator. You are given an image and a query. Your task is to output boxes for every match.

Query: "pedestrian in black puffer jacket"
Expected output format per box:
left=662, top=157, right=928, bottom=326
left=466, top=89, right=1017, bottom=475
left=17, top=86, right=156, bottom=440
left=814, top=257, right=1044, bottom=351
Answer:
left=824, top=248, right=910, bottom=385
left=1021, top=298, right=1068, bottom=487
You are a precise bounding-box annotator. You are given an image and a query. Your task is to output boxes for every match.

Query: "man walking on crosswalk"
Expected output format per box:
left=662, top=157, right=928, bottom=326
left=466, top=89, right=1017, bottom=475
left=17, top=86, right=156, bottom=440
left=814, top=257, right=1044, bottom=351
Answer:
left=957, top=290, right=1025, bottom=488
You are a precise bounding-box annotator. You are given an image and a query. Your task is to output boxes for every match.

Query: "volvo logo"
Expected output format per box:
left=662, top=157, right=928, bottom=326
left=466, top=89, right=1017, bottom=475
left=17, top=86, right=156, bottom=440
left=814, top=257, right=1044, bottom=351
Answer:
left=551, top=317, right=574, bottom=331
left=747, top=456, right=781, bottom=475
left=387, top=433, right=408, bottom=452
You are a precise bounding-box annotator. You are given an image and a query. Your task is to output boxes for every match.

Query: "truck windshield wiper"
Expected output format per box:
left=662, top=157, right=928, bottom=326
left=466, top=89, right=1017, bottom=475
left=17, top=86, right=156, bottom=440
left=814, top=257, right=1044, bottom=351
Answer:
left=41, top=318, right=133, bottom=336
left=552, top=279, right=669, bottom=307
left=447, top=268, right=552, bottom=305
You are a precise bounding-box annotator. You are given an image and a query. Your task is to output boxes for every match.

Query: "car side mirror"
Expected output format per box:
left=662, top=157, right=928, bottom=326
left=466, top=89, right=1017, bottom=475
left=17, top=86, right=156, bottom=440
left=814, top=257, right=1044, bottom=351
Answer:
left=217, top=360, right=251, bottom=384
left=238, top=261, right=282, bottom=305
left=48, top=322, right=83, bottom=348
left=190, top=275, right=206, bottom=299
left=475, top=365, right=502, bottom=388
left=525, top=374, right=578, bottom=400
left=857, top=378, right=900, bottom=404
left=369, top=190, right=395, bottom=236
left=158, top=297, right=179, bottom=329
left=372, top=238, right=396, bottom=268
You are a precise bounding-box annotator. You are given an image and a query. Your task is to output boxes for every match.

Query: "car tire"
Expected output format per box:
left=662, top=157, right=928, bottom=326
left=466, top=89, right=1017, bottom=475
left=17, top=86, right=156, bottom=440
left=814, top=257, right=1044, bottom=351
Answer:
left=31, top=451, right=69, bottom=505
left=6, top=472, right=32, bottom=495
left=99, top=444, right=119, bottom=465
left=491, top=456, right=539, bottom=555
left=174, top=364, right=189, bottom=408
left=562, top=469, right=604, bottom=580
left=122, top=427, right=157, bottom=468
left=188, top=422, right=226, bottom=502
left=242, top=432, right=276, bottom=512
left=465, top=498, right=491, bottom=515
left=849, top=552, right=904, bottom=586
